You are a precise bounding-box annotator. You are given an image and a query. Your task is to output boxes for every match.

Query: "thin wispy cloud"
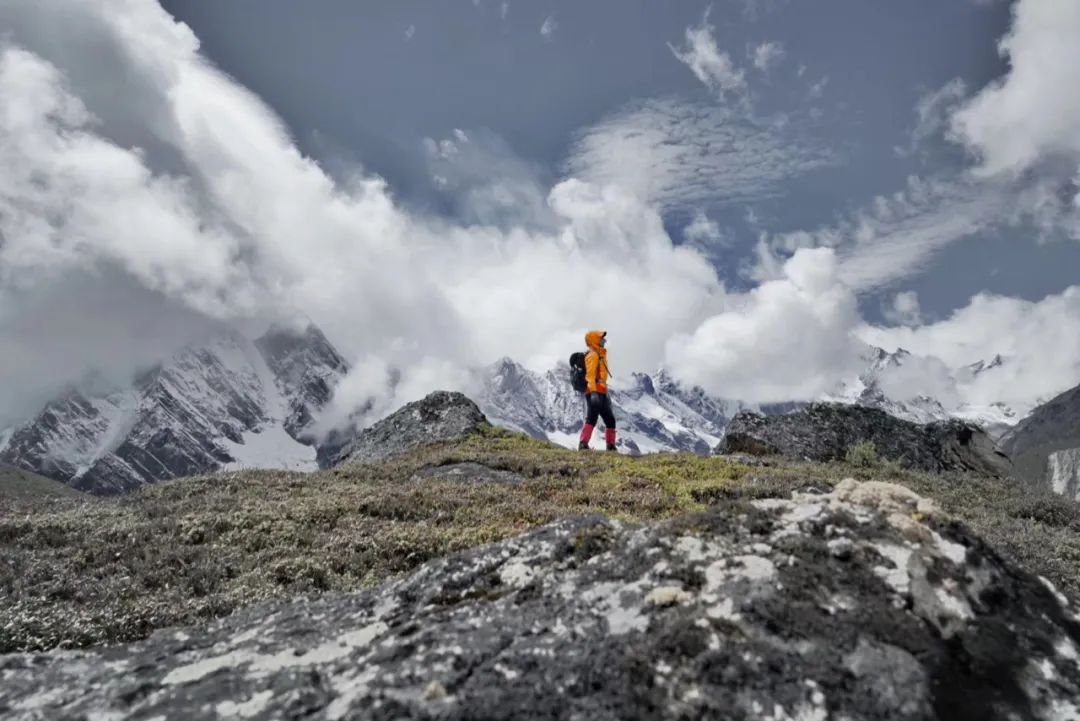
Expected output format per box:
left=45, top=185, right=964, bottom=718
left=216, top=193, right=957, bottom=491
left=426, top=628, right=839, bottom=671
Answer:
left=540, top=15, right=557, bottom=40
left=404, top=24, right=416, bottom=41
left=808, top=76, right=829, bottom=99
left=563, top=97, right=835, bottom=213
left=749, top=175, right=1011, bottom=292
left=896, top=78, right=968, bottom=158
left=750, top=41, right=785, bottom=72
left=669, top=8, right=747, bottom=99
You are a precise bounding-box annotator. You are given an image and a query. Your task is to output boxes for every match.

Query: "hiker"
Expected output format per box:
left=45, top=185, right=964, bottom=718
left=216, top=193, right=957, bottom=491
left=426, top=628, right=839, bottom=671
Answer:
left=577, top=330, right=617, bottom=451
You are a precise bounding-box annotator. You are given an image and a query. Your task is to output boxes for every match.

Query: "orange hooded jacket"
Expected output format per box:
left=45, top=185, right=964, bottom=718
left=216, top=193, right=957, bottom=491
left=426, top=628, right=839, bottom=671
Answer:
left=584, top=330, right=610, bottom=395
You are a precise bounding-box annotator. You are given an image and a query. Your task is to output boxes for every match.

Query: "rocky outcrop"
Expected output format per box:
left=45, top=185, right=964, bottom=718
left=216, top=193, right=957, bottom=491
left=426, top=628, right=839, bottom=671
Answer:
left=719, top=403, right=1011, bottom=477
left=318, top=391, right=488, bottom=468
left=1047, top=448, right=1080, bottom=501
left=1000, top=381, right=1080, bottom=485
left=2, top=479, right=1078, bottom=720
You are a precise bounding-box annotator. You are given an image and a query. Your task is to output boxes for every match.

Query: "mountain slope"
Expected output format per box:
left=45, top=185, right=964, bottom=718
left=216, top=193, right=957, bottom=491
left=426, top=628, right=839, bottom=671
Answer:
left=0, top=325, right=348, bottom=494
left=999, top=380, right=1080, bottom=484
left=0, top=462, right=83, bottom=501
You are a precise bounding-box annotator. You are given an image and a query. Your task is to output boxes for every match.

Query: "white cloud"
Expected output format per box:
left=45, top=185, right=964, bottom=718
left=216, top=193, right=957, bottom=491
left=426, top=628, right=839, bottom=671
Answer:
left=951, top=0, right=1080, bottom=177
left=837, top=175, right=1011, bottom=291
left=750, top=41, right=785, bottom=73
left=898, top=78, right=968, bottom=157
left=1, top=0, right=1078, bottom=434
left=669, top=9, right=747, bottom=99
left=746, top=174, right=1012, bottom=292
left=683, top=210, right=726, bottom=246
left=405, top=24, right=415, bottom=41
left=861, top=286, right=1080, bottom=413
left=501, top=2, right=509, bottom=20
left=564, top=97, right=834, bottom=213
left=882, top=291, right=923, bottom=327
left=808, top=76, right=829, bottom=99
left=666, top=248, right=866, bottom=403
left=0, top=0, right=736, bottom=425
left=540, top=15, right=557, bottom=40
left=423, top=127, right=555, bottom=230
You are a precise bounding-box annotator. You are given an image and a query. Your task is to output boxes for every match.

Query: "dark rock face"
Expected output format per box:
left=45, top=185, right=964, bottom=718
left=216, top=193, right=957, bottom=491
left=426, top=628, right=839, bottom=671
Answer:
left=999, top=381, right=1080, bottom=486
left=318, top=391, right=488, bottom=468
left=255, top=324, right=350, bottom=440
left=2, top=479, right=1078, bottom=720
left=719, top=403, right=1011, bottom=477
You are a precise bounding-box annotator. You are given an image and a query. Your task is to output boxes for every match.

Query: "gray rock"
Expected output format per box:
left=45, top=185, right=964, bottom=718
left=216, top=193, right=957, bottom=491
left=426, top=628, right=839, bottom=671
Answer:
left=1047, top=448, right=1080, bottom=501
left=411, top=462, right=524, bottom=485
left=3, top=479, right=1078, bottom=720
left=318, top=392, right=488, bottom=468
left=718, top=403, right=1011, bottom=477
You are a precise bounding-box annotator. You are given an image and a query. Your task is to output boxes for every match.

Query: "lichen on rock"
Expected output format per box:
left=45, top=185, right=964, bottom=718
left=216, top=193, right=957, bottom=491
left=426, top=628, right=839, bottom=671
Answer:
left=1, top=480, right=1078, bottom=720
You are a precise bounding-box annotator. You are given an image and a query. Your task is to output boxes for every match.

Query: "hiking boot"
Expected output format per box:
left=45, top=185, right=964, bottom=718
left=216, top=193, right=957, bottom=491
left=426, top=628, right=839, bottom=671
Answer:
left=578, top=441, right=590, bottom=451
left=606, top=444, right=617, bottom=452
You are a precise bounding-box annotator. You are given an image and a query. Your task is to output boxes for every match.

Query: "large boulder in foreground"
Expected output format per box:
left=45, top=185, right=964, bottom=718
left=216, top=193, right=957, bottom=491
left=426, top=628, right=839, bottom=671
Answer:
left=719, top=403, right=1011, bottom=477
left=317, top=391, right=488, bottom=468
left=3, top=479, right=1078, bottom=720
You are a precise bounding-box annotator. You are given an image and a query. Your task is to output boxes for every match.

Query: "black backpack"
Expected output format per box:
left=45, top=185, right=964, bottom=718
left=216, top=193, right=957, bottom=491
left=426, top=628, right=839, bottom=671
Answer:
left=569, top=352, right=587, bottom=393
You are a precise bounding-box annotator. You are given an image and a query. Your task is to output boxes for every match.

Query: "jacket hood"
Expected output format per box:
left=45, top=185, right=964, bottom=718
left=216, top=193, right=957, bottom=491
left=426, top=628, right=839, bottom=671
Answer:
left=585, top=330, right=606, bottom=352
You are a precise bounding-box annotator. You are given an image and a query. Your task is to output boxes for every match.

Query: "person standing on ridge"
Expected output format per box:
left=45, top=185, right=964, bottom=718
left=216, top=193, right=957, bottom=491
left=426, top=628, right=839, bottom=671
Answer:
left=579, top=330, right=617, bottom=451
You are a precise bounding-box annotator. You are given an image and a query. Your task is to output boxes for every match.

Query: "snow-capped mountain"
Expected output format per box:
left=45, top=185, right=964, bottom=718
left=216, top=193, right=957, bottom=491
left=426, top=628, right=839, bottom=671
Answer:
left=823, top=347, right=953, bottom=425
left=822, top=346, right=1021, bottom=437
left=0, top=324, right=1025, bottom=490
left=478, top=345, right=1023, bottom=454
left=0, top=325, right=348, bottom=494
left=475, top=358, right=792, bottom=455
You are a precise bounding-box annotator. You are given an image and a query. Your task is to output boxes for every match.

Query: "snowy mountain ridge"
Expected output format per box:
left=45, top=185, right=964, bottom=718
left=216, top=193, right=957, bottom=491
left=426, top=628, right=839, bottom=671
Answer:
left=473, top=344, right=1017, bottom=455
left=0, top=325, right=347, bottom=494
left=1, top=324, right=1022, bottom=492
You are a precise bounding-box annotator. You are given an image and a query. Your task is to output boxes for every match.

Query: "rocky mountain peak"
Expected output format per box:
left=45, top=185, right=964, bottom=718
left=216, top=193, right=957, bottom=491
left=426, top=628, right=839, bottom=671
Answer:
left=0, top=324, right=350, bottom=493
left=318, top=391, right=488, bottom=468
left=719, top=403, right=1011, bottom=477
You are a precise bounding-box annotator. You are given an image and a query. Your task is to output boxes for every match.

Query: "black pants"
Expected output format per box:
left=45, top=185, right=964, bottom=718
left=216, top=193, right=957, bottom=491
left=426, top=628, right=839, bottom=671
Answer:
left=585, top=393, right=616, bottom=429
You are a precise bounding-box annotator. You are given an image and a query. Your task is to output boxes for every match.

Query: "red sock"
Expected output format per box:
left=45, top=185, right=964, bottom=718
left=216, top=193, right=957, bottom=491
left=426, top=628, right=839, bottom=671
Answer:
left=580, top=424, right=595, bottom=444
left=605, top=428, right=617, bottom=447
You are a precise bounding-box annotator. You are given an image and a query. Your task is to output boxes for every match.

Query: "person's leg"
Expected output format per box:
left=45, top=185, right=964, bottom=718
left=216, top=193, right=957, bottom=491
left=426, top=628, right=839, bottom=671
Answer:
left=580, top=394, right=600, bottom=448
left=600, top=395, right=617, bottom=450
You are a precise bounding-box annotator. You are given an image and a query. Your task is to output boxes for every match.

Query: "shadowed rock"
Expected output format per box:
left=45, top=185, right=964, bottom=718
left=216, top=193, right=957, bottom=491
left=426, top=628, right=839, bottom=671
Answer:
left=2, top=479, right=1078, bottom=720
left=317, top=391, right=488, bottom=469
left=719, top=403, right=1011, bottom=477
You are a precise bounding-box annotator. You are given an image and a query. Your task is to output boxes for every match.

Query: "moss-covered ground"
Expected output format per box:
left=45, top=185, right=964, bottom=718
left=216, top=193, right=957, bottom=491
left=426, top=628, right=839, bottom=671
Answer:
left=3, top=425, right=1078, bottom=653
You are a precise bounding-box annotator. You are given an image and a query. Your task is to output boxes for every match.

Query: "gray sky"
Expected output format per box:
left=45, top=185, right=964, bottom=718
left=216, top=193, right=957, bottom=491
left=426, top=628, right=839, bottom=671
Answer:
left=2, top=0, right=1080, bottom=425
